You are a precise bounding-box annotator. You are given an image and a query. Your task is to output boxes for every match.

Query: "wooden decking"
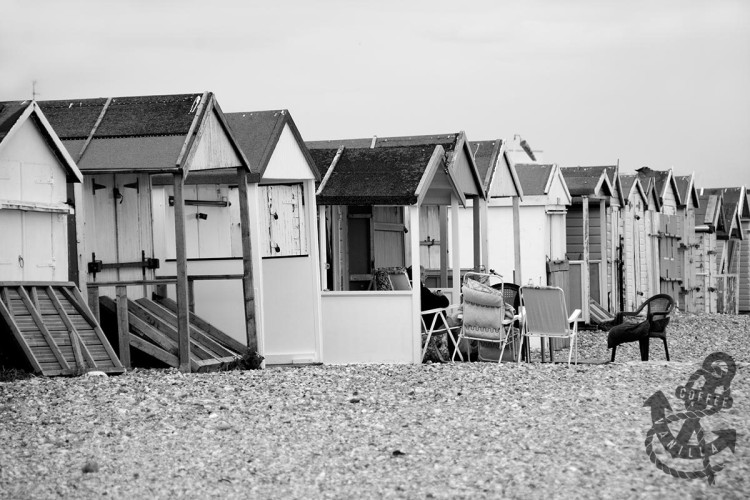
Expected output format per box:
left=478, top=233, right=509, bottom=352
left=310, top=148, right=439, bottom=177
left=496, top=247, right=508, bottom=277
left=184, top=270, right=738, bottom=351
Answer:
left=99, top=295, right=245, bottom=372
left=0, top=282, right=125, bottom=376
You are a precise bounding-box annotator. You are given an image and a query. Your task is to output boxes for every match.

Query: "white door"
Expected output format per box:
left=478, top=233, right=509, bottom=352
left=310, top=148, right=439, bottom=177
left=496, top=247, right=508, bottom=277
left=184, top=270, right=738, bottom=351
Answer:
left=0, top=210, right=68, bottom=281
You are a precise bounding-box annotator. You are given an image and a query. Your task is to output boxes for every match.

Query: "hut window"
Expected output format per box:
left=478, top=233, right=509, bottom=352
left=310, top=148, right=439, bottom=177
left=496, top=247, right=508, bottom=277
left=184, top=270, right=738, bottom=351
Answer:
left=260, top=184, right=307, bottom=258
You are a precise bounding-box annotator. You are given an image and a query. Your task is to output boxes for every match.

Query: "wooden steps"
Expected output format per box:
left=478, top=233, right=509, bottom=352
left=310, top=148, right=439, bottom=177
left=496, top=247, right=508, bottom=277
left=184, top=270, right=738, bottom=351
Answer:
left=99, top=296, right=244, bottom=372
left=0, top=282, right=125, bottom=376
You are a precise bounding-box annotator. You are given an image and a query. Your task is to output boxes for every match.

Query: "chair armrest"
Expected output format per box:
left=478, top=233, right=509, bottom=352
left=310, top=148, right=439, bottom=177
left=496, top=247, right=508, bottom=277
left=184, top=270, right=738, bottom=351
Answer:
left=568, top=309, right=582, bottom=323
left=420, top=304, right=461, bottom=316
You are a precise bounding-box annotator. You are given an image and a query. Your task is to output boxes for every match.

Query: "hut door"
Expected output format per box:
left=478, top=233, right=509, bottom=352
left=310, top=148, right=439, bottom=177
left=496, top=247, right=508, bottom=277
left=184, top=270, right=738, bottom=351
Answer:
left=347, top=206, right=372, bottom=290
left=84, top=174, right=154, bottom=295
left=0, top=211, right=67, bottom=281
left=372, top=207, right=405, bottom=268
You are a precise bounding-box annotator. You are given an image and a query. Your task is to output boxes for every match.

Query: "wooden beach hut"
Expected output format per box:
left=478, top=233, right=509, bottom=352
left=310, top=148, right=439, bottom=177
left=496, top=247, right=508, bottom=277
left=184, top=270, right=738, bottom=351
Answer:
left=694, top=191, right=726, bottom=313
left=560, top=167, right=614, bottom=323
left=39, top=93, right=256, bottom=372
left=149, top=109, right=323, bottom=365
left=673, top=174, right=701, bottom=312
left=636, top=167, right=683, bottom=307
left=702, top=187, right=747, bottom=314
left=617, top=175, right=649, bottom=312
left=603, top=166, right=624, bottom=313
left=308, top=136, right=485, bottom=363
left=0, top=100, right=124, bottom=376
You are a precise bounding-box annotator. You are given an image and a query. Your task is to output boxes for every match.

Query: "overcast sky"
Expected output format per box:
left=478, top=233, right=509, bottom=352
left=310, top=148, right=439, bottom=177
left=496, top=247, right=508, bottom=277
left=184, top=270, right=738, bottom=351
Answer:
left=2, top=0, right=748, bottom=188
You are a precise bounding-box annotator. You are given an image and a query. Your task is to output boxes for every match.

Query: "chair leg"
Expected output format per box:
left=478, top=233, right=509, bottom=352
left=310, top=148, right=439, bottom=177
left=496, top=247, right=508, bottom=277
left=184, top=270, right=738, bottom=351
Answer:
left=639, top=337, right=650, bottom=361
left=662, top=337, right=670, bottom=361
left=610, top=346, right=617, bottom=362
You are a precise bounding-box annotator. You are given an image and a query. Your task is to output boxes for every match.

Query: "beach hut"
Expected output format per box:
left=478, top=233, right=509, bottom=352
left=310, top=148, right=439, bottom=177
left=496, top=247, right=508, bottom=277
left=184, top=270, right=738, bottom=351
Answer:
left=603, top=166, right=624, bottom=313
left=694, top=192, right=726, bottom=313
left=636, top=167, right=683, bottom=307
left=39, top=93, right=256, bottom=372
left=308, top=136, right=485, bottom=363
left=0, top=100, right=125, bottom=376
left=560, top=167, right=614, bottom=323
left=674, top=174, right=701, bottom=312
left=149, top=109, right=323, bottom=365
left=702, top=187, right=747, bottom=314
left=618, top=175, right=649, bottom=311
left=308, top=133, right=486, bottom=291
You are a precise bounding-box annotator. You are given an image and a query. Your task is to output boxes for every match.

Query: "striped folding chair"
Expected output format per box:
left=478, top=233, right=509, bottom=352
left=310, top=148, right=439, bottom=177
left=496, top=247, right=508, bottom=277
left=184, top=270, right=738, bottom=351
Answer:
left=518, top=286, right=581, bottom=366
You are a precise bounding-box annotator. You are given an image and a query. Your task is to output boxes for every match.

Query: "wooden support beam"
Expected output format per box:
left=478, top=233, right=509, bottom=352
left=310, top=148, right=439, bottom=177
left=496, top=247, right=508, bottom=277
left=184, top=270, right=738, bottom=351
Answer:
left=47, top=286, right=95, bottom=371
left=582, top=196, right=590, bottom=323
left=87, top=286, right=100, bottom=322
left=318, top=205, right=328, bottom=290
left=513, top=196, right=522, bottom=284
left=451, top=195, right=461, bottom=303
left=173, top=172, right=191, bottom=372
left=409, top=205, right=422, bottom=364
left=439, top=205, right=448, bottom=287
left=237, top=168, right=258, bottom=352
left=116, top=286, right=131, bottom=368
left=600, top=199, right=608, bottom=309
left=479, top=196, right=489, bottom=272
left=472, top=196, right=481, bottom=271
left=62, top=286, right=123, bottom=368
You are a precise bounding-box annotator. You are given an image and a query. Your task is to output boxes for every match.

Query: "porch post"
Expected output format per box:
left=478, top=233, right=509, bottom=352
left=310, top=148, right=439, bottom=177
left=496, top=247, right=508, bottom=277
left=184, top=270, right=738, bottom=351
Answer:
left=451, top=194, right=461, bottom=301
left=472, top=196, right=481, bottom=271
left=479, top=196, right=489, bottom=272
left=173, top=171, right=191, bottom=372
left=513, top=195, right=522, bottom=284
left=318, top=205, right=328, bottom=291
left=409, top=204, right=422, bottom=363
left=600, top=199, right=608, bottom=309
left=439, top=206, right=448, bottom=287
left=237, top=168, right=258, bottom=353
left=582, top=195, right=590, bottom=323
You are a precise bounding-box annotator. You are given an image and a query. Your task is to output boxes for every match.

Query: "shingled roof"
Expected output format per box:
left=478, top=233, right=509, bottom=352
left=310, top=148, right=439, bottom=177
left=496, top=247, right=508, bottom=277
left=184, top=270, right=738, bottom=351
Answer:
left=0, top=101, right=82, bottom=182
left=315, top=145, right=438, bottom=205
left=673, top=174, right=700, bottom=208
left=33, top=92, right=249, bottom=175
left=225, top=109, right=320, bottom=181
left=514, top=164, right=554, bottom=196
left=560, top=166, right=614, bottom=197
left=635, top=167, right=682, bottom=207
left=618, top=174, right=647, bottom=205
left=696, top=193, right=725, bottom=232
left=703, top=187, right=747, bottom=239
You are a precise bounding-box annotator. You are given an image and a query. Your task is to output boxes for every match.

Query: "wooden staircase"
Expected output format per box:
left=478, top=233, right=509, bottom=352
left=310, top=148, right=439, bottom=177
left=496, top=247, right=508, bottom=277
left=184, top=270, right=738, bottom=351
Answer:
left=0, top=282, right=125, bottom=376
left=99, top=295, right=245, bottom=372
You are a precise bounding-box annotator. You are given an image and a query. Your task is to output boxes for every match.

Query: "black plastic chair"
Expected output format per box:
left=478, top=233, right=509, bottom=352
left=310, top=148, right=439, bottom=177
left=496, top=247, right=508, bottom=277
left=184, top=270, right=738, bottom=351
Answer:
left=610, top=294, right=675, bottom=361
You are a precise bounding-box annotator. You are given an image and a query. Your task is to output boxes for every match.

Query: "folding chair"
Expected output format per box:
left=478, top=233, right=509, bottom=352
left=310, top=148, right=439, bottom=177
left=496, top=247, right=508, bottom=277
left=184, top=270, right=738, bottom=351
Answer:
left=452, top=272, right=520, bottom=363
left=518, top=286, right=581, bottom=366
left=421, top=305, right=462, bottom=363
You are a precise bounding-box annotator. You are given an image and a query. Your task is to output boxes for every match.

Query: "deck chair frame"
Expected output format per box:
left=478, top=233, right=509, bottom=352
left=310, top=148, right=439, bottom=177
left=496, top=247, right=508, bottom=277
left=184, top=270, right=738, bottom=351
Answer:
left=518, top=285, right=581, bottom=366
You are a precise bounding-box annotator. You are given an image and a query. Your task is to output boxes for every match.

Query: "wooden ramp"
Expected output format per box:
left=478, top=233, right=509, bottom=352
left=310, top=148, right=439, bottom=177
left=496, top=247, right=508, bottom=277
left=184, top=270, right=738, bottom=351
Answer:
left=99, top=295, right=245, bottom=372
left=0, top=282, right=125, bottom=376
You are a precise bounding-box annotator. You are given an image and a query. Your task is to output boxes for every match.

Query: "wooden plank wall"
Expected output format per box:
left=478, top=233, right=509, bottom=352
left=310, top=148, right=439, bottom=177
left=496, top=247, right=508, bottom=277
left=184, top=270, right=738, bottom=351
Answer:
left=740, top=221, right=750, bottom=313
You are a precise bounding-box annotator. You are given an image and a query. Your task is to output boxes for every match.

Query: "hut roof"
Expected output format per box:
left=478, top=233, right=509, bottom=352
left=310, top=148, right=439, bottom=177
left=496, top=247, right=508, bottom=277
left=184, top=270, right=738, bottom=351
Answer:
left=225, top=109, right=320, bottom=181
left=469, top=139, right=523, bottom=198
left=635, top=166, right=682, bottom=207
left=35, top=93, right=249, bottom=175
left=619, top=174, right=647, bottom=205
left=703, top=187, right=747, bottom=239
left=673, top=174, right=700, bottom=208
left=514, top=164, right=554, bottom=196
left=560, top=166, right=613, bottom=197
left=313, top=144, right=440, bottom=205
left=0, top=100, right=82, bottom=183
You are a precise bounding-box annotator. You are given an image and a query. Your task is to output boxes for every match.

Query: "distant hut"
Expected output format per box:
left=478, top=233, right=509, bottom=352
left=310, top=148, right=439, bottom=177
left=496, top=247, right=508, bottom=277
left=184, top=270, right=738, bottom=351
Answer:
left=308, top=136, right=485, bottom=363
left=702, top=187, right=747, bottom=314
left=602, top=166, right=624, bottom=313
left=618, top=175, right=649, bottom=311
left=636, top=167, right=683, bottom=306
left=560, top=167, right=614, bottom=323
left=673, top=174, right=701, bottom=312
left=694, top=192, right=726, bottom=313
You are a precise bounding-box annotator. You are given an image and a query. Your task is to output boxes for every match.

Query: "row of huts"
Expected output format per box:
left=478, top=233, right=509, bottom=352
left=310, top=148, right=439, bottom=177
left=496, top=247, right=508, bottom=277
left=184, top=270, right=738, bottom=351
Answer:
left=1, top=92, right=748, bottom=370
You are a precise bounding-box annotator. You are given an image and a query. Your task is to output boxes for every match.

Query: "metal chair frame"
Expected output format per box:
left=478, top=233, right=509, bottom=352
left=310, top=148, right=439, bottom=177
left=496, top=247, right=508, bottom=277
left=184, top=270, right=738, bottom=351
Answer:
left=518, top=285, right=581, bottom=366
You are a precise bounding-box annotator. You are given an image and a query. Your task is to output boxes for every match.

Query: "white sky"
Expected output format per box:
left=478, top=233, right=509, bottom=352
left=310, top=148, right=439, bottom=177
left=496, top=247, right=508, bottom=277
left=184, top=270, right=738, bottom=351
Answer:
left=2, top=0, right=748, bottom=188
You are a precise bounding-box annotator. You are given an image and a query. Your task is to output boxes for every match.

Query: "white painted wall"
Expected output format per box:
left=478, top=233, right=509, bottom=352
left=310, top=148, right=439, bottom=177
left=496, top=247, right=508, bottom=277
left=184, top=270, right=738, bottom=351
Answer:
left=320, top=292, right=415, bottom=363
left=0, top=116, right=70, bottom=281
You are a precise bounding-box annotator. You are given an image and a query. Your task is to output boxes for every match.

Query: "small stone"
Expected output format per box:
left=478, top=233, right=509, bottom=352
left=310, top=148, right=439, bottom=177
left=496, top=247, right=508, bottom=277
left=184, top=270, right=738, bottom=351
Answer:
left=85, top=371, right=108, bottom=378
left=216, top=421, right=232, bottom=431
left=349, top=397, right=361, bottom=404
left=82, top=460, right=99, bottom=473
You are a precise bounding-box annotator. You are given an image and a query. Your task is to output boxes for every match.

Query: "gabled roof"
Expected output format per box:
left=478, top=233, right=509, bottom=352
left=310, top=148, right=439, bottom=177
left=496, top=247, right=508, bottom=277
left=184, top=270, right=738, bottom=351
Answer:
left=469, top=139, right=522, bottom=198
left=696, top=193, right=725, bottom=233
left=674, top=174, right=700, bottom=209
left=225, top=109, right=320, bottom=182
left=513, top=164, right=570, bottom=204
left=307, top=131, right=485, bottom=200
left=600, top=166, right=624, bottom=206
left=703, top=187, right=747, bottom=239
left=635, top=166, right=682, bottom=208
left=37, top=92, right=249, bottom=176
left=559, top=166, right=614, bottom=198
left=0, top=100, right=82, bottom=183
left=311, top=144, right=462, bottom=206
left=619, top=174, right=648, bottom=206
